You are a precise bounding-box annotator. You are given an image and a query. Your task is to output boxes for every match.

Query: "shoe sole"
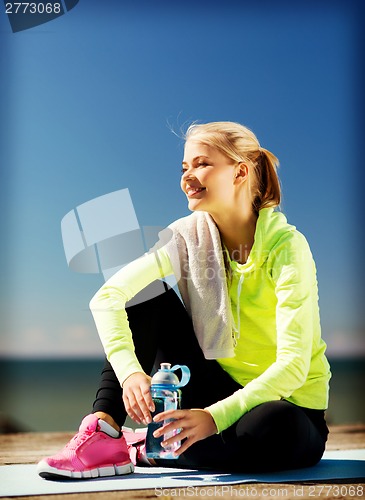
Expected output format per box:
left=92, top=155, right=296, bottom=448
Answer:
left=37, top=459, right=134, bottom=480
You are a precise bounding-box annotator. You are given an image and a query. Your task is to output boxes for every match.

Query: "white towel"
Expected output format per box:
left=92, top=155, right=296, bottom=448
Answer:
left=157, top=211, right=234, bottom=359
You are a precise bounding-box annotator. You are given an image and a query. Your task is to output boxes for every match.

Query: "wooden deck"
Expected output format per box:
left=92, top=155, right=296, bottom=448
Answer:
left=1, top=425, right=364, bottom=500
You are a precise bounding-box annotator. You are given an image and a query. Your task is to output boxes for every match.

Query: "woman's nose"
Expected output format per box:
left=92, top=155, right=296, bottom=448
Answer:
left=182, top=168, right=194, bottom=181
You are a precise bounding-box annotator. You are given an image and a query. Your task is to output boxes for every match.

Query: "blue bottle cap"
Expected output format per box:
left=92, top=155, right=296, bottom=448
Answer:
left=151, top=363, right=190, bottom=388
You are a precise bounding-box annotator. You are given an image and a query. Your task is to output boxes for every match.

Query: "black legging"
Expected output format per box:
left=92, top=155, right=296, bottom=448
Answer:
left=92, top=282, right=329, bottom=472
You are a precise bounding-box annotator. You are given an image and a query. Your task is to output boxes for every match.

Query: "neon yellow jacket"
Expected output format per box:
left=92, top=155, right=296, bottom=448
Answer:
left=90, top=208, right=331, bottom=433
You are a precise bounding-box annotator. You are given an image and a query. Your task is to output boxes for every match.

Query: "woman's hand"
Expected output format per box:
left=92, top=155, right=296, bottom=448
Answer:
left=153, top=409, right=218, bottom=456
left=122, top=372, right=154, bottom=425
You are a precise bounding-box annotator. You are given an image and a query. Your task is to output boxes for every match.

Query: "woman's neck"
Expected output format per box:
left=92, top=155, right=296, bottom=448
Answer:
left=211, top=209, right=258, bottom=264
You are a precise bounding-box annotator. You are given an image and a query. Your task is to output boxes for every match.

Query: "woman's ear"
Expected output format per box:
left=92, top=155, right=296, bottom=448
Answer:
left=234, top=163, right=249, bottom=184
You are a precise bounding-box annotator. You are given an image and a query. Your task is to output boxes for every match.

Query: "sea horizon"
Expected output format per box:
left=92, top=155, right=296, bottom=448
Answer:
left=0, top=357, right=364, bottom=433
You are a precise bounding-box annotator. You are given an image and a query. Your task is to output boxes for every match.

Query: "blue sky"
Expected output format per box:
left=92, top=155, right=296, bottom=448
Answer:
left=0, top=0, right=364, bottom=358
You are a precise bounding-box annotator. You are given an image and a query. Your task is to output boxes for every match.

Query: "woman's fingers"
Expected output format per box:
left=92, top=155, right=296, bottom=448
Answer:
left=153, top=408, right=183, bottom=424
left=122, top=372, right=154, bottom=424
left=123, top=391, right=145, bottom=424
left=153, top=409, right=217, bottom=456
left=153, top=412, right=183, bottom=436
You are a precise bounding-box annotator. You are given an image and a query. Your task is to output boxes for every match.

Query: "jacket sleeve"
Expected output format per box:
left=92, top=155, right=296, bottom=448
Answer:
left=89, top=247, right=173, bottom=387
left=206, top=232, right=319, bottom=433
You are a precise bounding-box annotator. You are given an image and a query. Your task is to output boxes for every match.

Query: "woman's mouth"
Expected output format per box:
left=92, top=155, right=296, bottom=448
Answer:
left=186, top=187, right=206, bottom=197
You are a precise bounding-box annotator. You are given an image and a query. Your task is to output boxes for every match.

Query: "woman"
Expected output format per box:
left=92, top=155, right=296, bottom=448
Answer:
left=38, top=121, right=331, bottom=479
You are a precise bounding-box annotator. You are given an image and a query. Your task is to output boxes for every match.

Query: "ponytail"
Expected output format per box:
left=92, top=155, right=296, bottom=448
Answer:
left=251, top=148, right=281, bottom=214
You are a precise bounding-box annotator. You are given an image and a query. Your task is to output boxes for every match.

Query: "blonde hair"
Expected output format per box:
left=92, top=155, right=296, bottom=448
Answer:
left=184, top=121, right=281, bottom=213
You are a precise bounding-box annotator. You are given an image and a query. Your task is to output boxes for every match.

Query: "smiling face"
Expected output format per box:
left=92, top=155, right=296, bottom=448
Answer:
left=181, top=140, right=241, bottom=216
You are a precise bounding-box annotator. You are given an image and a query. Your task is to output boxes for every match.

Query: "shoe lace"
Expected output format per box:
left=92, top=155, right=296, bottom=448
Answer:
left=64, top=430, right=93, bottom=451
left=127, top=438, right=146, bottom=465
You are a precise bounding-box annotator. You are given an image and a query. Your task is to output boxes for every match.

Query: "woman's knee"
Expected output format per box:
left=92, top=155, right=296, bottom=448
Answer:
left=228, top=401, right=325, bottom=471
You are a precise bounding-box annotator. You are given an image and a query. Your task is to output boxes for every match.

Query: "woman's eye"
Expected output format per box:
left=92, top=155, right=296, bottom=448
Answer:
left=181, top=162, right=208, bottom=174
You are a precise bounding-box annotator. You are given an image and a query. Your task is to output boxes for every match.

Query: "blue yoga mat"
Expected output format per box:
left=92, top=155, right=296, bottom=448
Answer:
left=1, top=449, right=364, bottom=497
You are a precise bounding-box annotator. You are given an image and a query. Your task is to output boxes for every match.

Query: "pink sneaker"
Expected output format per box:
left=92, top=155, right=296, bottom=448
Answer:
left=122, top=426, right=148, bottom=465
left=37, top=414, right=134, bottom=479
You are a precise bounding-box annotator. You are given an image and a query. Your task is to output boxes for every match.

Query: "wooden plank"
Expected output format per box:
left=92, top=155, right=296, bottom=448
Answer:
left=1, top=426, right=364, bottom=500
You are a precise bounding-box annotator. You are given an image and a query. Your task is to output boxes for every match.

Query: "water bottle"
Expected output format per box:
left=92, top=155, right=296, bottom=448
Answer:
left=146, top=363, right=190, bottom=459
